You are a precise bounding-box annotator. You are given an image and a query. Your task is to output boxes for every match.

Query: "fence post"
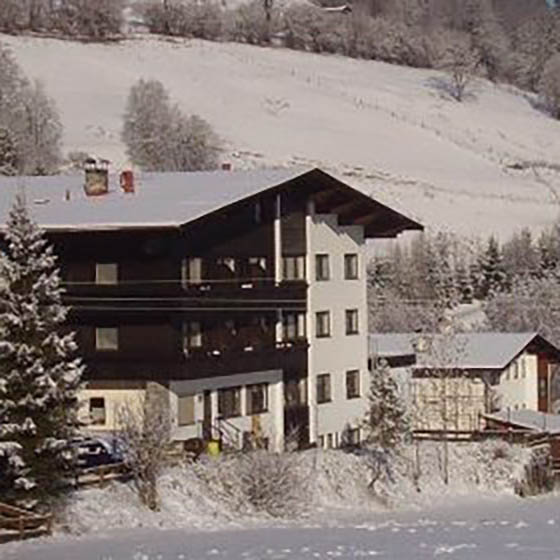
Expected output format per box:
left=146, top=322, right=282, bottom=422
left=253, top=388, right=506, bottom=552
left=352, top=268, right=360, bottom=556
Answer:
left=18, top=516, right=24, bottom=540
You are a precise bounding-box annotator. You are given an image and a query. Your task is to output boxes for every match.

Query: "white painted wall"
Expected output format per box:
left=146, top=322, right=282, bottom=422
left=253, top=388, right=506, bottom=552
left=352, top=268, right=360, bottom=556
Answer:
left=79, top=384, right=145, bottom=432
left=306, top=207, right=369, bottom=445
left=496, top=353, right=539, bottom=412
left=169, top=370, right=284, bottom=452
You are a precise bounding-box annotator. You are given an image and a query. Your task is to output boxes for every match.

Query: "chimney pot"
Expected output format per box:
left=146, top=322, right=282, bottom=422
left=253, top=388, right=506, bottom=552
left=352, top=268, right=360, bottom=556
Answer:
left=120, top=170, right=135, bottom=194
left=84, top=157, right=109, bottom=196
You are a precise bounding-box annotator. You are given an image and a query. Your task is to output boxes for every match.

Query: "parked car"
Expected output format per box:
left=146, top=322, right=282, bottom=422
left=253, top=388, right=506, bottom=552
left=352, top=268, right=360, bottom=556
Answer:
left=66, top=437, right=123, bottom=470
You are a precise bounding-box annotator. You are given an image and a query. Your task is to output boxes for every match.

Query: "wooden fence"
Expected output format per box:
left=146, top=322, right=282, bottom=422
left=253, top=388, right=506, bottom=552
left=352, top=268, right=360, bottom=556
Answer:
left=72, top=462, right=130, bottom=488
left=0, top=502, right=52, bottom=543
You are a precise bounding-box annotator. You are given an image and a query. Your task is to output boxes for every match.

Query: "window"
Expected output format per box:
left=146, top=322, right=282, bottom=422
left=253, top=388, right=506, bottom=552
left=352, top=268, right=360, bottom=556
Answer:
left=315, top=254, right=330, bottom=281
left=282, top=312, right=306, bottom=341
left=183, top=321, right=202, bottom=350
left=346, top=370, right=360, bottom=399
left=316, top=373, right=331, bottom=404
left=316, top=311, right=331, bottom=338
left=539, top=378, right=547, bottom=398
left=218, top=386, right=241, bottom=418
left=89, top=397, right=106, bottom=425
left=521, top=358, right=527, bottom=378
left=247, top=383, right=268, bottom=414
left=178, top=395, right=195, bottom=426
left=183, top=257, right=202, bottom=285
left=95, top=327, right=118, bottom=351
left=513, top=362, right=519, bottom=379
left=283, top=256, right=305, bottom=281
left=344, top=427, right=360, bottom=446
left=217, top=257, right=236, bottom=274
left=345, top=309, right=359, bottom=335
left=285, top=379, right=307, bottom=406
left=248, top=257, right=267, bottom=272
left=344, top=254, right=359, bottom=280
left=318, top=435, right=325, bottom=448
left=95, top=263, right=118, bottom=285
left=326, top=433, right=334, bottom=449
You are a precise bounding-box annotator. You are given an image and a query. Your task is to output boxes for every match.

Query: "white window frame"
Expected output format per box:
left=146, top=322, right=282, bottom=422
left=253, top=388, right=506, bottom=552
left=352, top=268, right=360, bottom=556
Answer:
left=95, top=327, right=118, bottom=351
left=95, top=263, right=118, bottom=285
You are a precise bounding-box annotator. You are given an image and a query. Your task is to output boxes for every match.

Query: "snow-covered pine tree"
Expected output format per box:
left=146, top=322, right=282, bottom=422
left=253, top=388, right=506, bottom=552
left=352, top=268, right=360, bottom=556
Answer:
left=363, top=358, right=410, bottom=451
left=0, top=194, right=83, bottom=508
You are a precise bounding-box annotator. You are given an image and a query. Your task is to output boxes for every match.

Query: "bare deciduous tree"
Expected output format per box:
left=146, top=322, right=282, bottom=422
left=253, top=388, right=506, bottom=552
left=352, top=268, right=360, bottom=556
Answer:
left=122, top=78, right=221, bottom=172
left=539, top=53, right=560, bottom=120
left=116, top=384, right=171, bottom=511
left=431, top=31, right=479, bottom=101
left=0, top=43, right=62, bottom=175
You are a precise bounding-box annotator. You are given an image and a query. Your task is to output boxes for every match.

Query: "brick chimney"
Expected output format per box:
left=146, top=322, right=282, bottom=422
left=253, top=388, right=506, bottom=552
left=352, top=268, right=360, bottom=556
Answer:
left=120, top=170, right=135, bottom=194
left=84, top=158, right=109, bottom=196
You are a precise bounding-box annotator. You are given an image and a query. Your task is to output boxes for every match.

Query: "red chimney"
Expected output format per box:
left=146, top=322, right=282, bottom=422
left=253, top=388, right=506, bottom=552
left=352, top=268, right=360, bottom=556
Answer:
left=120, top=170, right=135, bottom=193
left=221, top=162, right=232, bottom=171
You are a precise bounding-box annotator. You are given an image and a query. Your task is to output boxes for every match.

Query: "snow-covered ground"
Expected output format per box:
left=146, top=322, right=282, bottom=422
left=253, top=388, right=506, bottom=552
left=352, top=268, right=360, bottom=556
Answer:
left=3, top=34, right=560, bottom=239
left=0, top=442, right=544, bottom=559
left=3, top=495, right=560, bottom=560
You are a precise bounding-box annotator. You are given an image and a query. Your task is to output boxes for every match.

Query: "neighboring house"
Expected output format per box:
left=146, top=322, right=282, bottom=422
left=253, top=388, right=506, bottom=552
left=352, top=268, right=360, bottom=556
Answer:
left=0, top=164, right=422, bottom=451
left=369, top=332, right=560, bottom=432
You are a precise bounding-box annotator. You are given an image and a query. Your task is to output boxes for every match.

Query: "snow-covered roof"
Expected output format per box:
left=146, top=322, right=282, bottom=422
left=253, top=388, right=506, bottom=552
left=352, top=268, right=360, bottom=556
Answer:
left=0, top=167, right=304, bottom=231
left=0, top=167, right=422, bottom=234
left=484, top=410, right=560, bottom=435
left=369, top=332, right=557, bottom=370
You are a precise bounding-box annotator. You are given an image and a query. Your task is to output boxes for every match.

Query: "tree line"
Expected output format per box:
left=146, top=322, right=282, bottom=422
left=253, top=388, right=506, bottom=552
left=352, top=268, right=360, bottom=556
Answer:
left=368, top=222, right=560, bottom=345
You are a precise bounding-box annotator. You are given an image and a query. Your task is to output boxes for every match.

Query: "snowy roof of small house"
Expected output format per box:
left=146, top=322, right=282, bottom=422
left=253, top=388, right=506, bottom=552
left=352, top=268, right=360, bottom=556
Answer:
left=483, top=410, right=560, bottom=435
left=369, top=332, right=559, bottom=370
left=0, top=167, right=422, bottom=236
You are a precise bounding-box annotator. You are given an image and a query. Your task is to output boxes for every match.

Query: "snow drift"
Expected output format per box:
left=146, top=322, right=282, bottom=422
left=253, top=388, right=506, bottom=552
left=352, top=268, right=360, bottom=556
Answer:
left=62, top=441, right=531, bottom=535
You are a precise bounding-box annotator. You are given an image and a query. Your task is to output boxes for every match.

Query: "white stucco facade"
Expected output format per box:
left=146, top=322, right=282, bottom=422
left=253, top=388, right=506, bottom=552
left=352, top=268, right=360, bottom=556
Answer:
left=306, top=206, right=369, bottom=446
left=496, top=353, right=539, bottom=412
left=169, top=370, right=284, bottom=452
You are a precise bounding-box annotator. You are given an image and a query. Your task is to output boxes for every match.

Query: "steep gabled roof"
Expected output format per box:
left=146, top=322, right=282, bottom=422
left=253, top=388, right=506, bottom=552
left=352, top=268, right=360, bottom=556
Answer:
left=370, top=332, right=560, bottom=370
left=0, top=167, right=422, bottom=237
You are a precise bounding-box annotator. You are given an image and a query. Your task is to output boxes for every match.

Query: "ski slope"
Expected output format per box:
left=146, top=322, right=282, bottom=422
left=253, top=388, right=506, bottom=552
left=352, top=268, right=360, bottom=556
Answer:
left=3, top=33, right=560, bottom=239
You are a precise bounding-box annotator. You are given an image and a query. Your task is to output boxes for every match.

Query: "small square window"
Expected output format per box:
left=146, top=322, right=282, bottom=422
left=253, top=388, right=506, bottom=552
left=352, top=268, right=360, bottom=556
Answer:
left=316, top=311, right=331, bottom=338
left=282, top=312, right=306, bottom=341
left=315, top=254, right=330, bottom=281
left=282, top=256, right=305, bottom=281
left=316, top=373, right=331, bottom=404
left=95, top=263, right=118, bottom=285
left=89, top=397, right=106, bottom=425
left=178, top=394, right=195, bottom=426
left=218, top=386, right=242, bottom=418
left=344, top=254, right=359, bottom=280
left=95, top=327, right=118, bottom=351
left=247, top=383, right=268, bottom=414
left=182, top=257, right=202, bottom=286
left=345, top=309, right=359, bottom=335
left=183, top=321, right=202, bottom=350
left=346, top=370, right=360, bottom=399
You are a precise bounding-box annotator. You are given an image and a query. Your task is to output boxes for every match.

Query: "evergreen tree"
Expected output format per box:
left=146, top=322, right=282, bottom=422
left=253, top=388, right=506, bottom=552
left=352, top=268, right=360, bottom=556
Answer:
left=476, top=235, right=506, bottom=298
left=0, top=194, right=83, bottom=508
left=363, top=358, right=410, bottom=451
left=0, top=127, right=17, bottom=176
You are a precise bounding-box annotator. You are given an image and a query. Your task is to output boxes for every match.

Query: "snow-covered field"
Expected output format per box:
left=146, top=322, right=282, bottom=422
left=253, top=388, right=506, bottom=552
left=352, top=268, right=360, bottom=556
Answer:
left=4, top=495, right=560, bottom=560
left=1, top=442, right=546, bottom=559
left=3, top=34, right=560, bottom=239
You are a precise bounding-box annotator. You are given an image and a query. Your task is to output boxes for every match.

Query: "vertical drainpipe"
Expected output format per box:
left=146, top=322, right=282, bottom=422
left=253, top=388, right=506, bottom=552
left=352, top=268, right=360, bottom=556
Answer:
left=306, top=198, right=317, bottom=445
left=274, top=193, right=283, bottom=345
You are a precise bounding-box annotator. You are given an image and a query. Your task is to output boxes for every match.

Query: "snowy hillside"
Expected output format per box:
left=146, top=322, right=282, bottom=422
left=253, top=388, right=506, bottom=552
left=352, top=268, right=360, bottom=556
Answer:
left=3, top=33, right=560, bottom=238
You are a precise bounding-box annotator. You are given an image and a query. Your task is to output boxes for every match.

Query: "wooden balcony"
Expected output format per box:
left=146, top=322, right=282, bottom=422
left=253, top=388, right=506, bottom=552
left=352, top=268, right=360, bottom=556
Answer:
left=83, top=340, right=308, bottom=381
left=63, top=279, right=307, bottom=313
